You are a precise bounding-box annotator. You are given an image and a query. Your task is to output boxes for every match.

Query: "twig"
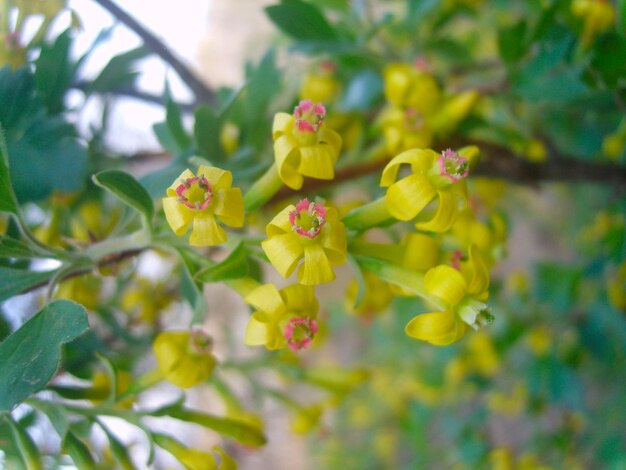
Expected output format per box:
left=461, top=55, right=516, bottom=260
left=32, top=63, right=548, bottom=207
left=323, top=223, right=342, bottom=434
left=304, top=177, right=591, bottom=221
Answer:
left=92, top=0, right=215, bottom=105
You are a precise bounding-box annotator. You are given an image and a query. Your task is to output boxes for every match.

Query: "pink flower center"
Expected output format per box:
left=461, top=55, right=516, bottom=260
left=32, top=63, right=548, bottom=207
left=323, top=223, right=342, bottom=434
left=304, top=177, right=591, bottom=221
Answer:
left=289, top=199, right=327, bottom=239
left=189, top=329, right=213, bottom=354
left=293, top=99, right=326, bottom=133
left=176, top=176, right=212, bottom=210
left=438, top=148, right=469, bottom=183
left=284, top=316, right=318, bottom=351
left=450, top=250, right=464, bottom=271
left=404, top=107, right=424, bottom=131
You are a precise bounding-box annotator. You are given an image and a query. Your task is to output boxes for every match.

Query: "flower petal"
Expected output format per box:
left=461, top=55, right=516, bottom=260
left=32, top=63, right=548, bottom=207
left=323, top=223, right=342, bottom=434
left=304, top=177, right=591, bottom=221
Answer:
left=272, top=112, right=294, bottom=140
left=245, top=284, right=286, bottom=319
left=402, top=232, right=440, bottom=271
left=385, top=173, right=436, bottom=221
left=405, top=310, right=466, bottom=345
left=380, top=148, right=436, bottom=187
left=281, top=284, right=318, bottom=316
left=198, top=166, right=232, bottom=190
left=464, top=244, right=490, bottom=299
left=213, top=188, right=244, bottom=227
left=318, top=128, right=342, bottom=156
left=266, top=204, right=295, bottom=236
left=262, top=232, right=304, bottom=278
left=414, top=190, right=458, bottom=232
left=274, top=134, right=303, bottom=190
left=299, top=243, right=335, bottom=285
left=163, top=197, right=194, bottom=235
left=424, top=265, right=467, bottom=308
left=298, top=143, right=336, bottom=179
left=189, top=214, right=226, bottom=246
left=167, top=169, right=195, bottom=196
left=244, top=314, right=271, bottom=346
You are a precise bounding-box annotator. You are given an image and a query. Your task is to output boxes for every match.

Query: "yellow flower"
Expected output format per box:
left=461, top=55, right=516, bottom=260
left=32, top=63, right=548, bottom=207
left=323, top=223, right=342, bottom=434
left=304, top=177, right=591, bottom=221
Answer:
left=120, top=277, right=174, bottom=324
left=272, top=100, right=342, bottom=190
left=384, top=63, right=441, bottom=112
left=153, top=330, right=216, bottom=388
left=345, top=271, right=393, bottom=318
left=53, top=275, right=101, bottom=310
left=0, top=33, right=27, bottom=69
left=450, top=209, right=507, bottom=268
left=299, top=61, right=340, bottom=104
left=608, top=261, right=626, bottom=312
left=291, top=403, right=323, bottom=434
left=261, top=199, right=347, bottom=285
left=162, top=166, right=244, bottom=247
left=244, top=283, right=319, bottom=350
left=572, top=0, right=615, bottom=48
left=381, top=147, right=477, bottom=232
left=153, top=434, right=232, bottom=470
left=405, top=245, right=492, bottom=345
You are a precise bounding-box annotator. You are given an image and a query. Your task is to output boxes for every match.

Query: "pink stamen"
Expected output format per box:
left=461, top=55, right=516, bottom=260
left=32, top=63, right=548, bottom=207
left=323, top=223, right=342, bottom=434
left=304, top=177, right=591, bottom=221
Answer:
left=284, top=317, right=318, bottom=351
left=190, top=329, right=213, bottom=354
left=176, top=176, right=213, bottom=210
left=289, top=198, right=327, bottom=239
left=293, top=100, right=326, bottom=133
left=450, top=250, right=464, bottom=271
left=404, top=107, right=424, bottom=130
left=414, top=57, right=431, bottom=73
left=438, top=148, right=469, bottom=183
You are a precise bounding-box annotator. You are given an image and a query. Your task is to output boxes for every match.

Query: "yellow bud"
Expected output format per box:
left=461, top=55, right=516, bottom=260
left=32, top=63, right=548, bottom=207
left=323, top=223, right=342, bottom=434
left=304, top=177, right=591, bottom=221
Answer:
left=219, top=122, right=240, bottom=156
left=525, top=139, right=548, bottom=163
left=607, top=262, right=626, bottom=312
left=526, top=325, right=552, bottom=357
left=300, top=73, right=340, bottom=104
left=153, top=331, right=216, bottom=389
left=291, top=404, right=323, bottom=434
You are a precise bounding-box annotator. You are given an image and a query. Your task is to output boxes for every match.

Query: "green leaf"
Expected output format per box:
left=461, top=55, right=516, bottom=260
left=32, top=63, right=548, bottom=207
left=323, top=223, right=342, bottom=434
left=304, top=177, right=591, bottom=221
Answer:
left=140, top=159, right=188, bottom=199
left=194, top=105, right=223, bottom=161
left=534, top=263, right=582, bottom=314
left=28, top=399, right=70, bottom=438
left=195, top=243, right=249, bottom=283
left=166, top=407, right=267, bottom=447
left=0, top=300, right=89, bottom=412
left=591, top=33, right=626, bottom=87
left=63, top=430, right=97, bottom=469
left=347, top=254, right=366, bottom=309
left=165, top=94, right=192, bottom=151
left=0, top=267, right=58, bottom=302
left=0, top=125, right=18, bottom=215
left=90, top=47, right=149, bottom=93
left=34, top=30, right=75, bottom=114
left=338, top=69, right=383, bottom=112
left=498, top=20, right=528, bottom=63
left=266, top=0, right=338, bottom=41
left=100, top=422, right=137, bottom=470
left=0, top=237, right=36, bottom=259
left=92, top=170, right=154, bottom=222
left=6, top=417, right=43, bottom=470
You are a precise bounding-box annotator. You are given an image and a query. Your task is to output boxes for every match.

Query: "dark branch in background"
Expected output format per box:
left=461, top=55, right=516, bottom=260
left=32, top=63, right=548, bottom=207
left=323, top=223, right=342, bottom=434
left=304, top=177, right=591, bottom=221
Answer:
left=92, top=0, right=216, bottom=105
left=269, top=140, right=626, bottom=203
left=72, top=80, right=196, bottom=113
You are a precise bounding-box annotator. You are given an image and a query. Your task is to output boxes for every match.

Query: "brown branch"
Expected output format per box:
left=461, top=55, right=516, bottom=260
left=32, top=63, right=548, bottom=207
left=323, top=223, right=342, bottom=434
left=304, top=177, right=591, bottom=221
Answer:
left=92, top=0, right=215, bottom=105
left=269, top=140, right=626, bottom=203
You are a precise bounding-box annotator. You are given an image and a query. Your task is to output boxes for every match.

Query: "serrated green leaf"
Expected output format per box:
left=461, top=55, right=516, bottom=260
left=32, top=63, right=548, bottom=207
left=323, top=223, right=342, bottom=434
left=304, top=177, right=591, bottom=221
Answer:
left=92, top=170, right=154, bottom=222
left=266, top=0, right=338, bottom=41
left=0, top=237, right=36, bottom=259
left=0, top=267, right=58, bottom=302
left=166, top=407, right=267, bottom=447
left=195, top=243, right=249, bottom=283
left=0, top=300, right=89, bottom=412
left=90, top=47, right=149, bottom=93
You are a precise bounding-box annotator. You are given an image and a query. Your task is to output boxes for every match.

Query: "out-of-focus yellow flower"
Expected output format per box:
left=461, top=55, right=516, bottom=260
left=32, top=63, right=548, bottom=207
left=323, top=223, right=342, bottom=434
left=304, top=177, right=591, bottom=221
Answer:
left=261, top=198, right=347, bottom=285
left=518, top=453, right=553, bottom=470
left=153, top=434, right=224, bottom=470
left=244, top=283, right=319, bottom=350
left=608, top=261, right=626, bottom=312
left=70, top=200, right=120, bottom=243
left=466, top=331, right=500, bottom=376
left=602, top=119, right=626, bottom=160
left=219, top=122, right=240, bottom=156
left=120, top=277, right=174, bottom=324
left=0, top=33, right=26, bottom=69
left=153, top=330, right=216, bottom=388
left=450, top=210, right=507, bottom=267
left=487, top=382, right=527, bottom=416
left=54, top=275, right=101, bottom=310
left=384, top=63, right=441, bottom=112
left=405, top=245, right=492, bottom=345
left=345, top=271, right=393, bottom=318
left=15, top=0, right=66, bottom=19
left=291, top=403, right=323, bottom=434
left=381, top=147, right=477, bottom=232
left=300, top=61, right=340, bottom=104
left=272, top=100, right=342, bottom=190
left=381, top=106, right=434, bottom=153
left=163, top=166, right=244, bottom=247
left=326, top=112, right=362, bottom=151
left=91, top=369, right=134, bottom=408
left=571, top=0, right=615, bottom=48
left=525, top=325, right=552, bottom=356
left=489, top=447, right=514, bottom=470
left=524, top=138, right=548, bottom=163
left=0, top=215, right=7, bottom=235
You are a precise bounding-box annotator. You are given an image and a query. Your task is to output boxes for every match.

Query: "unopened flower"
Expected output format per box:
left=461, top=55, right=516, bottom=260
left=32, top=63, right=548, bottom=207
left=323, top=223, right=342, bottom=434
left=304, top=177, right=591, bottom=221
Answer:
left=262, top=198, right=347, bottom=285
left=405, top=245, right=493, bottom=345
left=244, top=283, right=319, bottom=351
left=162, top=166, right=244, bottom=246
left=153, top=330, right=216, bottom=388
left=272, top=100, right=342, bottom=190
left=380, top=147, right=478, bottom=232
left=571, top=0, right=615, bottom=48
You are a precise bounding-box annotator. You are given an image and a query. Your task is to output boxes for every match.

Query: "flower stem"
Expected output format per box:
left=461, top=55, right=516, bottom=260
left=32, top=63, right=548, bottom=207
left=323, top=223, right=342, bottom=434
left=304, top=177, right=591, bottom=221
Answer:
left=342, top=197, right=394, bottom=231
left=244, top=163, right=283, bottom=211
left=121, top=369, right=164, bottom=398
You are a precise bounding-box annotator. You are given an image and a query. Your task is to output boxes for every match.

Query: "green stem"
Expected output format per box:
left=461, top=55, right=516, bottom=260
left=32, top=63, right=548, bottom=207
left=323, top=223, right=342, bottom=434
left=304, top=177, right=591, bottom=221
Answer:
left=120, top=369, right=164, bottom=399
left=84, top=230, right=151, bottom=262
left=354, top=255, right=444, bottom=310
left=244, top=163, right=283, bottom=211
left=342, top=197, right=394, bottom=231
left=349, top=239, right=404, bottom=264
